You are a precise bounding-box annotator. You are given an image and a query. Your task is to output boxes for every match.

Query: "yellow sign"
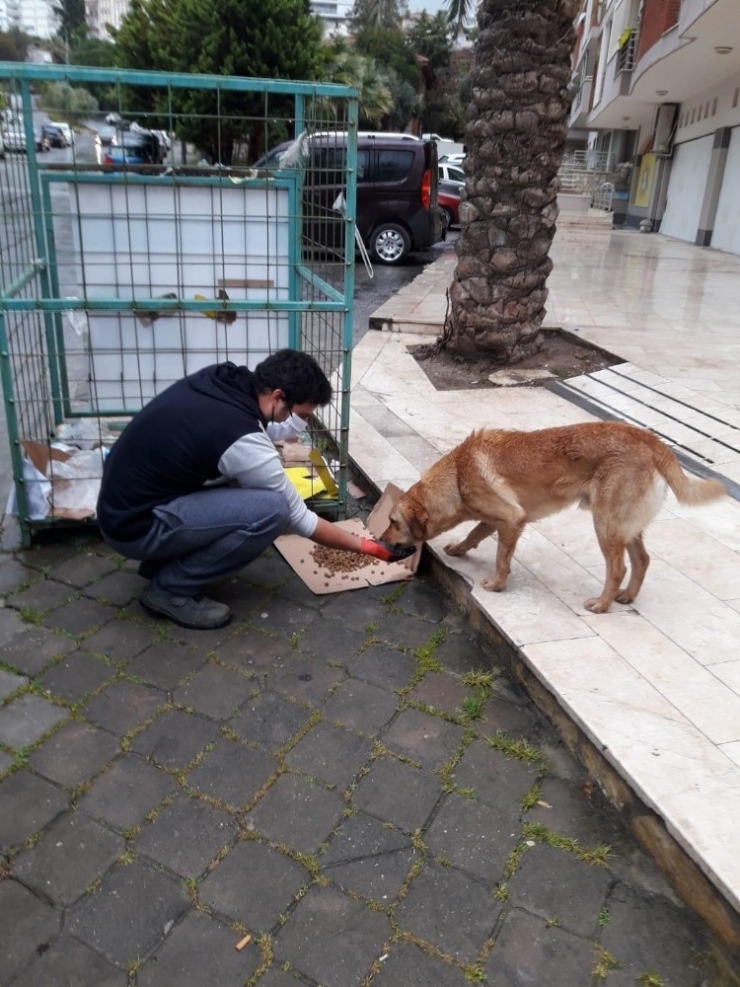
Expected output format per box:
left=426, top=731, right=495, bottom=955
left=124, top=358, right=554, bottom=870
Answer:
left=634, top=153, right=655, bottom=209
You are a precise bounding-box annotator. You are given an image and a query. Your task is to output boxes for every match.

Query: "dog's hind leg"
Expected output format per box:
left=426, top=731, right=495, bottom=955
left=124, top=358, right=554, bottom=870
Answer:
left=616, top=533, right=650, bottom=604
left=585, top=523, right=627, bottom=614
left=444, top=522, right=497, bottom=558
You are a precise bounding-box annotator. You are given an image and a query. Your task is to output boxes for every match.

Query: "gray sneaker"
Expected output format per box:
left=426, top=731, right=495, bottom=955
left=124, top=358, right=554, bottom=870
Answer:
left=140, top=583, right=231, bottom=629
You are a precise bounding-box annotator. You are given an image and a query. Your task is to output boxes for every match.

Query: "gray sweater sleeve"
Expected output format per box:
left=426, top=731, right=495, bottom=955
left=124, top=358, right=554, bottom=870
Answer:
left=218, top=430, right=319, bottom=538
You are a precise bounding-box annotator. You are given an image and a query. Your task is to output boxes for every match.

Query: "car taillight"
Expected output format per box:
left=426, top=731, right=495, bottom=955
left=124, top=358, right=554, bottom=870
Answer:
left=421, top=168, right=431, bottom=209
left=103, top=154, right=112, bottom=165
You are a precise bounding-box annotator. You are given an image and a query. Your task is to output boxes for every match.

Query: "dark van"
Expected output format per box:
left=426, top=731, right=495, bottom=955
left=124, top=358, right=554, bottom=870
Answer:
left=257, top=134, right=444, bottom=264
left=41, top=123, right=69, bottom=147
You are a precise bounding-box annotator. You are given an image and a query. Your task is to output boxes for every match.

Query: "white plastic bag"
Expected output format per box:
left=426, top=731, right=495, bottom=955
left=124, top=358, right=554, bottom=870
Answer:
left=55, top=419, right=118, bottom=450
left=46, top=448, right=105, bottom=517
left=4, top=459, right=51, bottom=520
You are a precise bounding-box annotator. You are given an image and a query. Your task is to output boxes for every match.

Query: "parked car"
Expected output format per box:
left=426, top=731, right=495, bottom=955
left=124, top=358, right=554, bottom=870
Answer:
left=255, top=134, right=444, bottom=265
left=41, top=123, right=69, bottom=147
left=151, top=129, right=172, bottom=151
left=439, top=152, right=466, bottom=165
left=439, top=162, right=465, bottom=184
left=359, top=130, right=419, bottom=141
left=438, top=179, right=463, bottom=229
left=424, top=133, right=466, bottom=159
left=34, top=128, right=51, bottom=152
left=50, top=122, right=74, bottom=145
left=95, top=125, right=117, bottom=146
left=311, top=130, right=419, bottom=141
left=1, top=129, right=27, bottom=152
left=104, top=129, right=167, bottom=166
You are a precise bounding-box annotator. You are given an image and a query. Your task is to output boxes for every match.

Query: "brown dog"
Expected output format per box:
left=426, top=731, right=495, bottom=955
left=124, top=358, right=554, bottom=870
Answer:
left=380, top=422, right=726, bottom=613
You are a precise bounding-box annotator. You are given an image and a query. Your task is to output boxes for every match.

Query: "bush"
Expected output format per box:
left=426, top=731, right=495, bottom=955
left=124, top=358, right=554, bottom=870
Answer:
left=39, top=81, right=98, bottom=118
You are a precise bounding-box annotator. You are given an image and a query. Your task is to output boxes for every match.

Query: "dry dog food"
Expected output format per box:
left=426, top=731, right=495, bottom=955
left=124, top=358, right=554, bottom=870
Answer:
left=310, top=544, right=379, bottom=578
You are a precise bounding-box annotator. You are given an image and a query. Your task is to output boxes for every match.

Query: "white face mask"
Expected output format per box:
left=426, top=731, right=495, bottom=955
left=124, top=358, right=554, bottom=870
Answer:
left=288, top=412, right=309, bottom=434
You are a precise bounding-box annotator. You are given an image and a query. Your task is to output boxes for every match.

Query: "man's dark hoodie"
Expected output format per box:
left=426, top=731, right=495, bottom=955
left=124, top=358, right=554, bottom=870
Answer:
left=96, top=362, right=318, bottom=543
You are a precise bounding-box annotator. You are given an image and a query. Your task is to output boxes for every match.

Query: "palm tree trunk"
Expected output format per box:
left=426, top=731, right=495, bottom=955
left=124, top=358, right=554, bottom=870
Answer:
left=447, top=0, right=578, bottom=363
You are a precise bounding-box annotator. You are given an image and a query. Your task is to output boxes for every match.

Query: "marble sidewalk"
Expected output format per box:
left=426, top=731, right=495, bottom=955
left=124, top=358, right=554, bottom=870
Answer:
left=351, top=226, right=740, bottom=938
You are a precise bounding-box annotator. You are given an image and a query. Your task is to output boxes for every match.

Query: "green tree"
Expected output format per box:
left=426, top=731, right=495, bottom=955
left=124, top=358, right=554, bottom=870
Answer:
left=444, top=0, right=578, bottom=363
left=408, top=11, right=462, bottom=137
left=0, top=28, right=31, bottom=62
left=324, top=39, right=393, bottom=127
left=40, top=81, right=98, bottom=117
left=53, top=0, right=88, bottom=46
left=407, top=11, right=452, bottom=73
left=447, top=0, right=474, bottom=39
left=71, top=38, right=117, bottom=66
left=383, top=70, right=419, bottom=132
left=349, top=0, right=407, bottom=32
left=67, top=38, right=118, bottom=108
left=354, top=25, right=421, bottom=93
left=115, top=0, right=325, bottom=162
left=421, top=85, right=465, bottom=139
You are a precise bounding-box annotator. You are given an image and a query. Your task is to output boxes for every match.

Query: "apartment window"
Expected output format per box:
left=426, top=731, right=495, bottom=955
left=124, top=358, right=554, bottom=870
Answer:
left=733, top=88, right=739, bottom=109
left=691, top=107, right=696, bottom=124
left=705, top=102, right=710, bottom=118
left=712, top=98, right=718, bottom=116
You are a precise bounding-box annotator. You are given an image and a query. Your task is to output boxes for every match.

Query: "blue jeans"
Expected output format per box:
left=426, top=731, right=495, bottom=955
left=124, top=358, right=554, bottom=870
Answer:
left=102, top=487, right=291, bottom=596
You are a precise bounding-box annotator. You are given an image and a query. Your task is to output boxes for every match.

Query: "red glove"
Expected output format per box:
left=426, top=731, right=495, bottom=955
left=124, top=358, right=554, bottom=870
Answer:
left=360, top=538, right=415, bottom=563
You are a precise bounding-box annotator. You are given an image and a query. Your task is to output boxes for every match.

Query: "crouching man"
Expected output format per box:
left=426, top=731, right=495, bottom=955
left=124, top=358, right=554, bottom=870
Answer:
left=96, top=349, right=397, bottom=629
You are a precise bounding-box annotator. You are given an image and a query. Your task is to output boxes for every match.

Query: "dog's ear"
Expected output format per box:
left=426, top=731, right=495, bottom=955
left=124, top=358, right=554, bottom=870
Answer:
left=404, top=498, right=428, bottom=542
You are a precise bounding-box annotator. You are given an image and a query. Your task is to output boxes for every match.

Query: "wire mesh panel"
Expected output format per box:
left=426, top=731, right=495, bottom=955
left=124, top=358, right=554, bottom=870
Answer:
left=0, top=65, right=358, bottom=544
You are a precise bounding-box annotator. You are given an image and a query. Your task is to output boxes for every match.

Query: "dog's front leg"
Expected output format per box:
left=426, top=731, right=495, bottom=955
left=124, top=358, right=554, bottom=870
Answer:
left=444, top=522, right=497, bottom=558
left=482, top=520, right=525, bottom=592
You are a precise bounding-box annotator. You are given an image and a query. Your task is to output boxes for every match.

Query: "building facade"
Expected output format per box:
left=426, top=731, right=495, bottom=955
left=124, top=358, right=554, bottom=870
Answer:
left=569, top=0, right=740, bottom=254
left=310, top=0, right=351, bottom=36
left=84, top=0, right=131, bottom=40
left=83, top=0, right=351, bottom=41
left=0, top=0, right=57, bottom=38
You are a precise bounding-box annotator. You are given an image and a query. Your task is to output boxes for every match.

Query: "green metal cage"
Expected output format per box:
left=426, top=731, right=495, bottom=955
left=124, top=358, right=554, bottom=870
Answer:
left=0, top=63, right=359, bottom=546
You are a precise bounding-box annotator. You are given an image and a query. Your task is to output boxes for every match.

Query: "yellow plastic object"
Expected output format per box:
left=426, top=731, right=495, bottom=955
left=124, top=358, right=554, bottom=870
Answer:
left=284, top=467, right=330, bottom=500
left=308, top=448, right=339, bottom=497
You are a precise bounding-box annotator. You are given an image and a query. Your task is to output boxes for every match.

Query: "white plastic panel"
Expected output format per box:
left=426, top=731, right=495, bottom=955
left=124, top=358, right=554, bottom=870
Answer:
left=66, top=182, right=292, bottom=411
left=710, top=126, right=740, bottom=256
left=660, top=135, right=713, bottom=243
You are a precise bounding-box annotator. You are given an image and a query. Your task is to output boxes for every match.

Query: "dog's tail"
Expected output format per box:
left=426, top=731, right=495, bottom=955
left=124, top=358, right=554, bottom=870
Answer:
left=655, top=444, right=726, bottom=505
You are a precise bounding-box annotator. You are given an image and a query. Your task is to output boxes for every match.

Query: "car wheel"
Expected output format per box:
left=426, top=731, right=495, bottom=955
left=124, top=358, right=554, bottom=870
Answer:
left=371, top=223, right=411, bottom=265
left=441, top=206, right=454, bottom=230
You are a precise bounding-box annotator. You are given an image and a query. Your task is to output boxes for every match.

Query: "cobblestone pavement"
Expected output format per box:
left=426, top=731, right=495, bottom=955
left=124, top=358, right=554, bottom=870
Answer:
left=0, top=509, right=726, bottom=987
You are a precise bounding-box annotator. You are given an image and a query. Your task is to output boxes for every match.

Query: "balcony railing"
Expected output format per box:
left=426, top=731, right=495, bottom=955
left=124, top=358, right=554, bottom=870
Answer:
left=569, top=75, right=594, bottom=128
left=617, top=30, right=637, bottom=73
left=559, top=150, right=617, bottom=200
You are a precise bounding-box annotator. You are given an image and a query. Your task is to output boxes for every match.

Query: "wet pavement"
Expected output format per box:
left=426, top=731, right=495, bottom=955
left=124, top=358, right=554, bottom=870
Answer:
left=0, top=494, right=728, bottom=986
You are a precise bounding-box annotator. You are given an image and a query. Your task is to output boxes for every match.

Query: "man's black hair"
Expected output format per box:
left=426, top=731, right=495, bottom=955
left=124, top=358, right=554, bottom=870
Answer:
left=253, top=349, right=332, bottom=407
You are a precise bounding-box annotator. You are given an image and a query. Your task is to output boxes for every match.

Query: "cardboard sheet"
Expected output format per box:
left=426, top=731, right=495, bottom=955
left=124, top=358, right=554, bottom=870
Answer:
left=275, top=483, right=421, bottom=594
